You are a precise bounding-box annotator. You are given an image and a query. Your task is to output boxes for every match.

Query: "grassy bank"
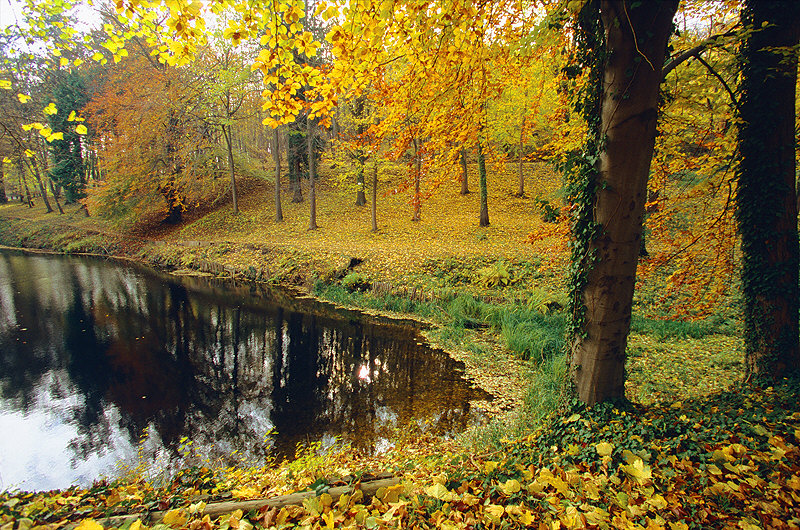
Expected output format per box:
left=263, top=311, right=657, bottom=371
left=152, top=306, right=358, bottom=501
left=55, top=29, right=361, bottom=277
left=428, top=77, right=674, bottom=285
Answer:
left=1, top=169, right=784, bottom=528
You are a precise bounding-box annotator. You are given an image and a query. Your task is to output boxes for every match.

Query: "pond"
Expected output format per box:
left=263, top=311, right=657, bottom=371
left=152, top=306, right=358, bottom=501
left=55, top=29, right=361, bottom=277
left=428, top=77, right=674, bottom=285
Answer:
left=0, top=249, right=489, bottom=492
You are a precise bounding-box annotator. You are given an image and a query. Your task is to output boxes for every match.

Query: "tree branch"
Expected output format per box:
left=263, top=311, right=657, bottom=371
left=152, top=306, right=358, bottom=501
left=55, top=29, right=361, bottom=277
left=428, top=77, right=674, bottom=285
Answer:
left=661, top=26, right=739, bottom=79
left=693, top=54, right=740, bottom=111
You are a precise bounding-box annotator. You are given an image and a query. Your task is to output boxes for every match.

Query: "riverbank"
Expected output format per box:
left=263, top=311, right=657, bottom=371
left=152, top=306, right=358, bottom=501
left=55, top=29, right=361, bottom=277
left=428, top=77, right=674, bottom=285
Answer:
left=0, top=180, right=559, bottom=418
left=4, top=175, right=793, bottom=528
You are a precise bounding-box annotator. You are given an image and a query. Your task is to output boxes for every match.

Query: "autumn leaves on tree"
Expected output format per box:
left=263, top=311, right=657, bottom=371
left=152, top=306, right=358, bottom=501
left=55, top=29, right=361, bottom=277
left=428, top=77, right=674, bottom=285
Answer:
left=2, top=0, right=799, bottom=404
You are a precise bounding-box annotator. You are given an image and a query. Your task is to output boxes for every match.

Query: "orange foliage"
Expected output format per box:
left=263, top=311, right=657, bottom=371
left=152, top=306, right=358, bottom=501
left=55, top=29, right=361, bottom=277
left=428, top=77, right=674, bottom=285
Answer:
left=84, top=53, right=227, bottom=223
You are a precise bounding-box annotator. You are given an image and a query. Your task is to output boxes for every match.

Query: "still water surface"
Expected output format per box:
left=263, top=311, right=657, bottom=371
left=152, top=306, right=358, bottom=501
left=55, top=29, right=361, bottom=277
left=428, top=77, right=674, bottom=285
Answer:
left=0, top=249, right=488, bottom=492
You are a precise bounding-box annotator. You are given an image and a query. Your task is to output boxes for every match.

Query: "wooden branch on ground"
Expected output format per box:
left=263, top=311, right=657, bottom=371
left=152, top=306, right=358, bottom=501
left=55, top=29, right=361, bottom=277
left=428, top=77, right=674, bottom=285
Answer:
left=100, top=476, right=400, bottom=527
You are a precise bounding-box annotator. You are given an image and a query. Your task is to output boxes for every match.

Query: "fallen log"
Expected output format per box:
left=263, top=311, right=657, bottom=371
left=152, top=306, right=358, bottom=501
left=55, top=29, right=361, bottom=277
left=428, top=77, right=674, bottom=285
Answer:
left=101, top=476, right=400, bottom=527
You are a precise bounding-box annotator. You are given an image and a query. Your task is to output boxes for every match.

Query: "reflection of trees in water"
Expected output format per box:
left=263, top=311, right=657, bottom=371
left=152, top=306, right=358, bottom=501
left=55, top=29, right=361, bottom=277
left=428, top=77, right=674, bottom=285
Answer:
left=0, top=251, right=487, bottom=481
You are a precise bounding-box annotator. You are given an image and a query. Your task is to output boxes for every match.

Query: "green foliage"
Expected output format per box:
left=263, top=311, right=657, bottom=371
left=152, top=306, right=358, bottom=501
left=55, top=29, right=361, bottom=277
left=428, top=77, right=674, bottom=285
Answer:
left=48, top=71, right=90, bottom=203
left=496, top=307, right=565, bottom=362
left=340, top=272, right=370, bottom=292
left=444, top=294, right=491, bottom=328
left=630, top=315, right=739, bottom=340
left=476, top=262, right=511, bottom=288
left=517, top=353, right=569, bottom=431
left=535, top=197, right=559, bottom=223
left=557, top=1, right=606, bottom=343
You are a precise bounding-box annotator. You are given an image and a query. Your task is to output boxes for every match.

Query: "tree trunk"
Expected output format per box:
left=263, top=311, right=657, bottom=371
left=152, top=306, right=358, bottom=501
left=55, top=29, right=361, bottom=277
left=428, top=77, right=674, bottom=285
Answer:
left=288, top=129, right=304, bottom=203
left=17, top=157, right=31, bottom=207
left=273, top=128, right=283, bottom=222
left=459, top=147, right=469, bottom=195
left=569, top=0, right=677, bottom=405
left=477, top=140, right=489, bottom=227
left=0, top=163, right=7, bottom=203
left=371, top=161, right=378, bottom=232
left=411, top=138, right=421, bottom=222
left=49, top=181, right=64, bottom=214
left=736, top=0, right=800, bottom=382
left=223, top=124, right=239, bottom=215
left=307, top=118, right=318, bottom=231
left=355, top=163, right=367, bottom=206
left=516, top=114, right=525, bottom=197
left=354, top=96, right=367, bottom=206
left=30, top=158, right=53, bottom=213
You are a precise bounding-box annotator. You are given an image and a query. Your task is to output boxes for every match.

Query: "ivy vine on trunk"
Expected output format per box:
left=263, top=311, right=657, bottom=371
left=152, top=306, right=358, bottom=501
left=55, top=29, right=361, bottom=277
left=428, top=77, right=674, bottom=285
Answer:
left=564, top=0, right=677, bottom=405
left=735, top=0, right=800, bottom=382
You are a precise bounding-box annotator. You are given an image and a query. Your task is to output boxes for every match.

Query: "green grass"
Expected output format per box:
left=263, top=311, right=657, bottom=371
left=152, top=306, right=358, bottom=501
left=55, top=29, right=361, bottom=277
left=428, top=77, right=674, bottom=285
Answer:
left=630, top=313, right=740, bottom=339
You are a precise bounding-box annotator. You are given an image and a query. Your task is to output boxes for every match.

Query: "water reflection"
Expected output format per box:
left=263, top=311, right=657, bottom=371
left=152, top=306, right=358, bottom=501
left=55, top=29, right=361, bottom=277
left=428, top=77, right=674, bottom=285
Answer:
left=0, top=250, right=488, bottom=491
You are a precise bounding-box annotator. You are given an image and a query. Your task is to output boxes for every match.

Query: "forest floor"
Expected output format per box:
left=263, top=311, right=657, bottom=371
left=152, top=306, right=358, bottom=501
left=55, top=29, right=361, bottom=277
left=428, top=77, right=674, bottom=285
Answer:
left=1, top=164, right=798, bottom=529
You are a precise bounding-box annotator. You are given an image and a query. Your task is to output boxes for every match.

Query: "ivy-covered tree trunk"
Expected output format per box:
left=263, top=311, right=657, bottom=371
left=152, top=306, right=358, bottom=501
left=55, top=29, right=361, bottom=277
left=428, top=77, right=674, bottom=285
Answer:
left=736, top=0, right=800, bottom=382
left=273, top=128, right=283, bottom=222
left=477, top=139, right=489, bottom=227
left=569, top=0, right=677, bottom=405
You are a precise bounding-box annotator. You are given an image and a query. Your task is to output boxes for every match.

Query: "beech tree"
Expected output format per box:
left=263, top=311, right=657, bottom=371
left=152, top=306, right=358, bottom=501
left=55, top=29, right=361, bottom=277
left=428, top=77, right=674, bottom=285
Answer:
left=735, top=0, right=800, bottom=382
left=566, top=0, right=678, bottom=404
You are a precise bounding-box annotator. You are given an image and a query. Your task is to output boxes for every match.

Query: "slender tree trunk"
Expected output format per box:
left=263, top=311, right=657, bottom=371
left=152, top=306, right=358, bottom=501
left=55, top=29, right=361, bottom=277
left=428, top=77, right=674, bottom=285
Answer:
left=355, top=163, right=367, bottom=206
left=736, top=0, right=800, bottom=382
left=459, top=147, right=469, bottom=195
left=0, top=163, right=7, bottom=203
left=517, top=114, right=525, bottom=197
left=17, top=157, right=31, bottom=206
left=288, top=130, right=303, bottom=203
left=307, top=118, right=318, bottom=231
left=273, top=128, right=283, bottom=222
left=477, top=139, right=489, bottom=227
left=569, top=0, right=677, bottom=405
left=371, top=161, right=378, bottom=232
left=48, top=181, right=64, bottom=214
left=411, top=138, right=421, bottom=222
left=223, top=124, right=239, bottom=215
left=30, top=158, right=53, bottom=213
